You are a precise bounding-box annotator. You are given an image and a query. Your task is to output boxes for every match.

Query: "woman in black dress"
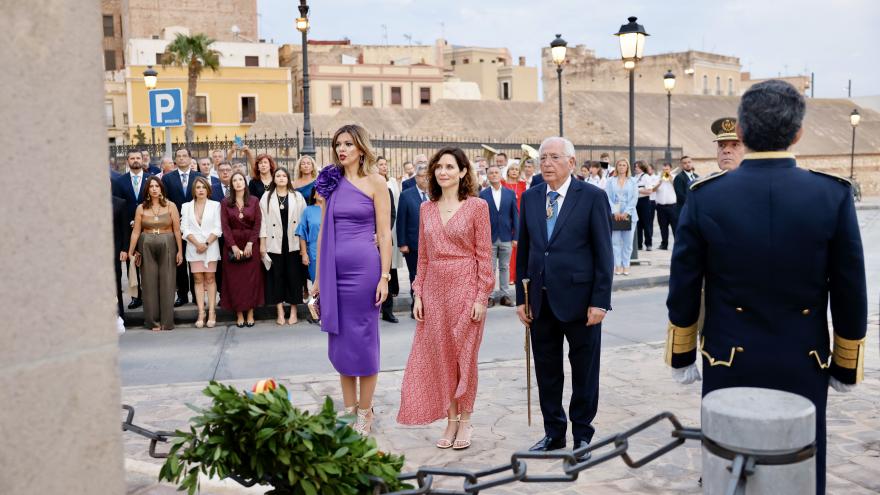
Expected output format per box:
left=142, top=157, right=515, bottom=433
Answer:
left=259, top=167, right=308, bottom=325
left=248, top=153, right=277, bottom=199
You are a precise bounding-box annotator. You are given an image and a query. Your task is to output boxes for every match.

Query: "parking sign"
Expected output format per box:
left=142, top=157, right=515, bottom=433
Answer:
left=149, top=88, right=183, bottom=127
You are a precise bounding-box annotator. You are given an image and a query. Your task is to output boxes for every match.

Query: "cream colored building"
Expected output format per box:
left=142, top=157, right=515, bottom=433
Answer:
left=444, top=46, right=538, bottom=102
left=309, top=63, right=444, bottom=115
left=740, top=73, right=811, bottom=95
left=105, top=70, right=129, bottom=145
left=542, top=47, right=743, bottom=98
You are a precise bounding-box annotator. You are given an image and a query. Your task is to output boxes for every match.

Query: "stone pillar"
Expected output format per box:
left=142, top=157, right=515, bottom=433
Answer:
left=702, top=387, right=816, bottom=494
left=0, top=2, right=125, bottom=493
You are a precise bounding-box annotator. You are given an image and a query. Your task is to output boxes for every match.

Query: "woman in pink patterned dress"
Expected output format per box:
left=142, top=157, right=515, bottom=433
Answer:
left=397, top=147, right=494, bottom=450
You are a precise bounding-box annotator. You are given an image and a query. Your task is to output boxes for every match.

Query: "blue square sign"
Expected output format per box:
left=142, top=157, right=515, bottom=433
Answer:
left=149, top=88, right=184, bottom=127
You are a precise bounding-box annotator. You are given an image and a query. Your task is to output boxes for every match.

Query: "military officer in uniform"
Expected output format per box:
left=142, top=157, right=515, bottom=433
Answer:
left=711, top=117, right=745, bottom=171
left=665, top=80, right=867, bottom=494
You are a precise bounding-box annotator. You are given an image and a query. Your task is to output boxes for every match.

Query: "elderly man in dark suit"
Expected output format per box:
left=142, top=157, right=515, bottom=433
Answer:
left=111, top=150, right=151, bottom=308
left=516, top=136, right=614, bottom=457
left=665, top=80, right=867, bottom=494
left=479, top=164, right=518, bottom=307
left=162, top=148, right=202, bottom=306
left=396, top=162, right=429, bottom=318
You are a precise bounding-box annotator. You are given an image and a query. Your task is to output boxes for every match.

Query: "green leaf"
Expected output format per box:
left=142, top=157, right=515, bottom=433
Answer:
left=300, top=479, right=318, bottom=495
left=333, top=447, right=349, bottom=459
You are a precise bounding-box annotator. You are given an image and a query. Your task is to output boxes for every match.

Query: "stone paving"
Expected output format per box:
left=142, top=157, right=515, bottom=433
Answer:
left=123, top=327, right=880, bottom=494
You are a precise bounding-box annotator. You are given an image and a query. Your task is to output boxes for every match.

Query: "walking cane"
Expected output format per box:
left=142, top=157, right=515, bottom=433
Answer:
left=522, top=278, right=532, bottom=426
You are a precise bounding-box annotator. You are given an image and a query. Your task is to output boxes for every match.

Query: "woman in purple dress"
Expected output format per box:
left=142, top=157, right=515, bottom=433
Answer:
left=313, top=124, right=392, bottom=435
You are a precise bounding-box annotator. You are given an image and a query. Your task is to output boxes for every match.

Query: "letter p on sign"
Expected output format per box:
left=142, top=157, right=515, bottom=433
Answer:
left=149, top=88, right=183, bottom=127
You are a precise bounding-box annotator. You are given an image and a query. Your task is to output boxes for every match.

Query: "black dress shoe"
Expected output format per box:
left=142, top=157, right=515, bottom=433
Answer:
left=127, top=297, right=143, bottom=309
left=529, top=436, right=566, bottom=452
left=573, top=440, right=593, bottom=461
left=487, top=298, right=496, bottom=309
left=646, top=246, right=653, bottom=251
left=382, top=312, right=399, bottom=323
left=174, top=297, right=187, bottom=307
left=499, top=295, right=515, bottom=307
left=659, top=244, right=668, bottom=250
left=236, top=321, right=245, bottom=328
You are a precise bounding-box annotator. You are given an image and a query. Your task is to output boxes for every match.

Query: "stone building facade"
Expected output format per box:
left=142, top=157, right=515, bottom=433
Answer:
left=122, top=0, right=257, bottom=44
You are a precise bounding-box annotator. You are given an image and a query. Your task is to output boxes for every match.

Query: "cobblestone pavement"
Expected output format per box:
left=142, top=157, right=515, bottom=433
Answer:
left=124, top=328, right=880, bottom=495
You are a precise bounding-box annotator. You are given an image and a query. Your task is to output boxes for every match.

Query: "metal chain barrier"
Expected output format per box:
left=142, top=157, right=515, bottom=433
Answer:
left=121, top=405, right=809, bottom=495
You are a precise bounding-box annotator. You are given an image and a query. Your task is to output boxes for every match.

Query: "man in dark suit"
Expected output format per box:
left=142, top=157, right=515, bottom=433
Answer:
left=141, top=150, right=161, bottom=175
left=516, top=137, right=614, bottom=457
left=400, top=160, right=416, bottom=190
left=112, top=195, right=131, bottom=319
left=162, top=148, right=202, bottom=306
left=665, top=80, right=866, bottom=494
left=672, top=155, right=697, bottom=220
left=396, top=163, right=429, bottom=318
left=478, top=164, right=518, bottom=307
left=111, top=150, right=150, bottom=308
left=529, top=173, right=544, bottom=188
left=402, top=155, right=427, bottom=191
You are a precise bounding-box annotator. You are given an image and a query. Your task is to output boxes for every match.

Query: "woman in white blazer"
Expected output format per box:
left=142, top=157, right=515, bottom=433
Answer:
left=181, top=176, right=223, bottom=328
left=259, top=167, right=308, bottom=326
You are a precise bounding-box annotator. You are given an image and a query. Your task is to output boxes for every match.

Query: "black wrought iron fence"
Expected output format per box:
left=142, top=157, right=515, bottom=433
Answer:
left=109, top=131, right=683, bottom=178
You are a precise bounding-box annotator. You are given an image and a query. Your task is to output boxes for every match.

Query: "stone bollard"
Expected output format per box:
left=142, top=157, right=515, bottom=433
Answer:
left=701, top=387, right=816, bottom=494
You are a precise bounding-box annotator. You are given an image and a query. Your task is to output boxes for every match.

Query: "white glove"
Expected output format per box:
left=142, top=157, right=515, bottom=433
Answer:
left=829, top=377, right=855, bottom=393
left=671, top=363, right=702, bottom=385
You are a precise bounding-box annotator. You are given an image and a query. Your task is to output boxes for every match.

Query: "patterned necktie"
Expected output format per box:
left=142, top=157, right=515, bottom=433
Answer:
left=132, top=175, right=140, bottom=198
left=223, top=185, right=229, bottom=197
left=181, top=173, right=188, bottom=190
left=546, top=191, right=560, bottom=237
left=420, top=191, right=427, bottom=202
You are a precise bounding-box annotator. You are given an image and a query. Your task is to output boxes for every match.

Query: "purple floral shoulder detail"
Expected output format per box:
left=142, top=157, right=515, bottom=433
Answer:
left=315, top=165, right=342, bottom=198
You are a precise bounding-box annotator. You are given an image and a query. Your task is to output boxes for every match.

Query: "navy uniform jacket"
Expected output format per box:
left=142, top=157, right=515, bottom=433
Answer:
left=665, top=152, right=867, bottom=386
left=478, top=186, right=519, bottom=242
left=515, top=179, right=614, bottom=322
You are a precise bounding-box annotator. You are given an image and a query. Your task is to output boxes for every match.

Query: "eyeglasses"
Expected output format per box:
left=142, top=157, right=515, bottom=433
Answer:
left=539, top=154, right=569, bottom=163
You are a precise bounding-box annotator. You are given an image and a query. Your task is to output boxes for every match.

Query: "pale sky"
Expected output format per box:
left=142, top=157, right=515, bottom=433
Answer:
left=257, top=0, right=879, bottom=99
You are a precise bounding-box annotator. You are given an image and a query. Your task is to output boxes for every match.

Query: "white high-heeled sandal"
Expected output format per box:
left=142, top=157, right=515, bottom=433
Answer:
left=355, top=407, right=374, bottom=435
left=436, top=416, right=460, bottom=449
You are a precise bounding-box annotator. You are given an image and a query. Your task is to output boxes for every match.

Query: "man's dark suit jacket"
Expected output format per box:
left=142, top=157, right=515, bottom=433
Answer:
left=210, top=177, right=228, bottom=202
left=396, top=186, right=424, bottom=252
left=529, top=173, right=544, bottom=188
left=162, top=169, right=202, bottom=211
left=112, top=196, right=130, bottom=255
left=401, top=177, right=416, bottom=191
left=111, top=171, right=151, bottom=222
left=515, top=179, right=614, bottom=322
left=478, top=186, right=519, bottom=242
left=673, top=171, right=698, bottom=208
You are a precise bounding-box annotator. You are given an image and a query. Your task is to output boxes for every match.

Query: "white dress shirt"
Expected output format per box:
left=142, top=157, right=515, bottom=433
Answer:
left=647, top=174, right=660, bottom=201
left=490, top=184, right=503, bottom=210
left=586, top=175, right=606, bottom=190
left=655, top=175, right=677, bottom=205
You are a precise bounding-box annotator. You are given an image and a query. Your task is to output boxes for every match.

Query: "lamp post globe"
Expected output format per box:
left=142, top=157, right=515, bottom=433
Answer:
left=615, top=16, right=649, bottom=62
left=295, top=17, right=309, bottom=33
left=550, top=34, right=567, bottom=137
left=663, top=70, right=676, bottom=92
left=143, top=66, right=158, bottom=90
left=850, top=108, right=861, bottom=127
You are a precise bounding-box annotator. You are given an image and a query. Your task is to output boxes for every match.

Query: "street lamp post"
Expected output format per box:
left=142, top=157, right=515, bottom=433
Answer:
left=550, top=34, right=568, bottom=137
left=849, top=109, right=860, bottom=179
left=297, top=1, right=315, bottom=157
left=615, top=16, right=649, bottom=263
left=143, top=66, right=159, bottom=153
left=143, top=65, right=171, bottom=159
left=663, top=70, right=676, bottom=163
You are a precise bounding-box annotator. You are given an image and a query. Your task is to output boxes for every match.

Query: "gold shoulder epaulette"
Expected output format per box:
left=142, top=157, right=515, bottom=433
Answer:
left=689, top=170, right=727, bottom=191
left=809, top=169, right=852, bottom=186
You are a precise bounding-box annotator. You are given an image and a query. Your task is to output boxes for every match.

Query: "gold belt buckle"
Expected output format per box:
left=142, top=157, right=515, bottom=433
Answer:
left=151, top=228, right=161, bottom=234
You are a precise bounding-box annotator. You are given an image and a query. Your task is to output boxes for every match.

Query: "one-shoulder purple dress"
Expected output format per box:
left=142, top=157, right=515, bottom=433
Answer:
left=319, top=176, right=381, bottom=376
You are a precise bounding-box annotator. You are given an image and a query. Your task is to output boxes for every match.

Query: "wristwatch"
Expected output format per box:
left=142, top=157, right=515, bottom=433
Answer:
left=381, top=273, right=391, bottom=281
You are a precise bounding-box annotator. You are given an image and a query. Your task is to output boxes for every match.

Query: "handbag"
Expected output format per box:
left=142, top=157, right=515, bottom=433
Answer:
left=611, top=215, right=632, bottom=231
left=228, top=250, right=252, bottom=263
left=307, top=295, right=321, bottom=321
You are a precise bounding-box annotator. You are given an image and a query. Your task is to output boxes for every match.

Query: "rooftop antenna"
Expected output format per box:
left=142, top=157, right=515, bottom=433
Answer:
left=381, top=24, right=388, bottom=45
left=403, top=33, right=412, bottom=46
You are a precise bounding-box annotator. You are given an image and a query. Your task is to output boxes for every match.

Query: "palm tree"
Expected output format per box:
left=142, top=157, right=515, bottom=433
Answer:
left=162, top=33, right=220, bottom=144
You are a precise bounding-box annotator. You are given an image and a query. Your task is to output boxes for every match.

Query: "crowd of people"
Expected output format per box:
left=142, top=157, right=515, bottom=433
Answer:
left=109, top=80, right=867, bottom=495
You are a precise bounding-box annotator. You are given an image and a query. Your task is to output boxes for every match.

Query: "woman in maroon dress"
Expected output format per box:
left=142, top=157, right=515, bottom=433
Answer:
left=220, top=171, right=264, bottom=327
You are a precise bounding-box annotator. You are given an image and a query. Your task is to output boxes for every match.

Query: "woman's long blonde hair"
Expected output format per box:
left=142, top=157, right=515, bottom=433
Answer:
left=614, top=158, right=631, bottom=178
left=331, top=124, right=376, bottom=177
left=293, top=155, right=317, bottom=181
